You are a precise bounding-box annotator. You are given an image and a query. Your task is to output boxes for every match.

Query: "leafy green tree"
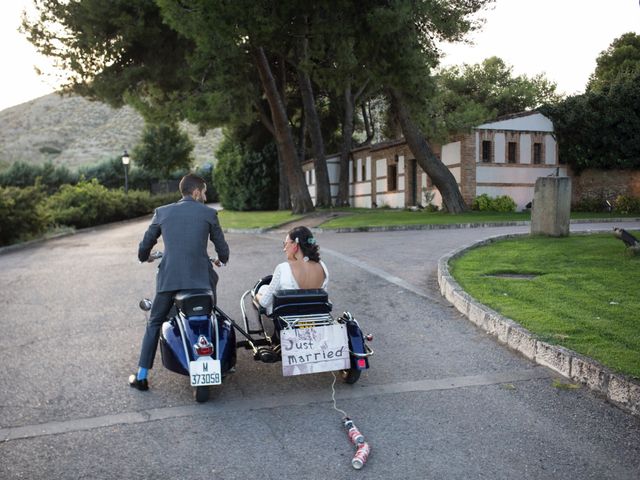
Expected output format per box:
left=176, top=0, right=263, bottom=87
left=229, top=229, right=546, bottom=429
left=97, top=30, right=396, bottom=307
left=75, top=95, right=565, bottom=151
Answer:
left=364, top=0, right=494, bottom=212
left=132, top=123, right=194, bottom=178
left=24, top=0, right=314, bottom=212
left=435, top=57, right=561, bottom=137
left=214, top=131, right=279, bottom=211
left=24, top=0, right=494, bottom=213
left=540, top=70, right=640, bottom=172
left=588, top=32, right=640, bottom=92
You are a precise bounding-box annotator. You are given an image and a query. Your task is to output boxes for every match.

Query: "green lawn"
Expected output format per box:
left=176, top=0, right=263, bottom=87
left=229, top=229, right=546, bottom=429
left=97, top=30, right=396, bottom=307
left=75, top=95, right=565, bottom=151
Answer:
left=449, top=233, right=640, bottom=379
left=218, top=210, right=302, bottom=229
left=319, top=209, right=636, bottom=229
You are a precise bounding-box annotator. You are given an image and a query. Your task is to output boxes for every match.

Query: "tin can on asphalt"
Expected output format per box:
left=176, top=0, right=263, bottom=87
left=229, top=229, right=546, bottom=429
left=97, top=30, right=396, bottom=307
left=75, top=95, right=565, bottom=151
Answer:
left=351, top=442, right=371, bottom=469
left=343, top=418, right=365, bottom=445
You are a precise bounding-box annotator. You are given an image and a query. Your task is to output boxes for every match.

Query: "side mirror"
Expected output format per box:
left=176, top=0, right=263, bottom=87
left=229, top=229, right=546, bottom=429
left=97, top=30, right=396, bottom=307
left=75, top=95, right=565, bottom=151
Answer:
left=139, top=298, right=152, bottom=311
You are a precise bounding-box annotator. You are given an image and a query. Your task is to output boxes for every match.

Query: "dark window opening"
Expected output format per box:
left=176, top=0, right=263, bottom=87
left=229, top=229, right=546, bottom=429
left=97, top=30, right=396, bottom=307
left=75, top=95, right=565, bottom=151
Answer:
left=507, top=142, right=517, bottom=164
left=481, top=140, right=492, bottom=163
left=533, top=143, right=542, bottom=164
left=387, top=162, right=398, bottom=191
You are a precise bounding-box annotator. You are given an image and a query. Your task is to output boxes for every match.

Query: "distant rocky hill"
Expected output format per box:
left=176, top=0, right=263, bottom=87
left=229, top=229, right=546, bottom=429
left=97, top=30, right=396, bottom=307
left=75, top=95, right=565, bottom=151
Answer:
left=0, top=93, right=222, bottom=170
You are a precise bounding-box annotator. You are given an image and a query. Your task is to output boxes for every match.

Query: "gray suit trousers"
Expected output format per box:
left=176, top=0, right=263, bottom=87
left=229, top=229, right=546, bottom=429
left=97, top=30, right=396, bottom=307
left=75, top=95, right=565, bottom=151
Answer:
left=138, top=291, right=175, bottom=369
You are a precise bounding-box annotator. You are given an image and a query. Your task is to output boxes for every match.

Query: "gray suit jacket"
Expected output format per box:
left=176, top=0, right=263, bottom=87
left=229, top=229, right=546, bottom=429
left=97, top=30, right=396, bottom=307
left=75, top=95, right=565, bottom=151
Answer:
left=138, top=197, right=229, bottom=293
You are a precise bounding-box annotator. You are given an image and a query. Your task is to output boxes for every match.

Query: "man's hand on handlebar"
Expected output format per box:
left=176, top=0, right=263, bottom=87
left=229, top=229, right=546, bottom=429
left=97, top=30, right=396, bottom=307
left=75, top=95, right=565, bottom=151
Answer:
left=211, top=257, right=226, bottom=267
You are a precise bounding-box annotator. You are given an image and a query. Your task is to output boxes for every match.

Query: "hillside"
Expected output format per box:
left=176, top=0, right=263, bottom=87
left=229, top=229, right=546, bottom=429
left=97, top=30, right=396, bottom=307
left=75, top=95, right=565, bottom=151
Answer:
left=0, top=93, right=222, bottom=170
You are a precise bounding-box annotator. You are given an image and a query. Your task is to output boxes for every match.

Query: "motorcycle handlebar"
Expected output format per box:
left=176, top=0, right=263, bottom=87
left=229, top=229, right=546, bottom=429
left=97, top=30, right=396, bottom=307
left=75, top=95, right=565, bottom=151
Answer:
left=142, top=251, right=225, bottom=267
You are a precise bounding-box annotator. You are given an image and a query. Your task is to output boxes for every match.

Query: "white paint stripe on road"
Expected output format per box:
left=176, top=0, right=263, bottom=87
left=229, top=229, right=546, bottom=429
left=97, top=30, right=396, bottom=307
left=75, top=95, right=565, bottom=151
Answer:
left=0, top=368, right=552, bottom=442
left=321, top=247, right=444, bottom=303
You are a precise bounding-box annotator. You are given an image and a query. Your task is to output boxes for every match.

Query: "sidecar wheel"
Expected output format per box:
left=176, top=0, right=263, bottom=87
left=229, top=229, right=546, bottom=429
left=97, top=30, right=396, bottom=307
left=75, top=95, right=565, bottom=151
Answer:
left=341, top=368, right=361, bottom=384
left=195, top=386, right=210, bottom=403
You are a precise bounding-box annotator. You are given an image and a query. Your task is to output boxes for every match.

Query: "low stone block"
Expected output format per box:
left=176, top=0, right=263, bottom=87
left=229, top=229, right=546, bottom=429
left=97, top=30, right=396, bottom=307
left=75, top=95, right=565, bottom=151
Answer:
left=535, top=341, right=572, bottom=377
left=493, top=316, right=512, bottom=344
left=451, top=289, right=469, bottom=314
left=607, top=374, right=630, bottom=406
left=570, top=356, right=609, bottom=395
left=507, top=326, right=536, bottom=361
left=466, top=299, right=486, bottom=326
left=629, top=382, right=640, bottom=416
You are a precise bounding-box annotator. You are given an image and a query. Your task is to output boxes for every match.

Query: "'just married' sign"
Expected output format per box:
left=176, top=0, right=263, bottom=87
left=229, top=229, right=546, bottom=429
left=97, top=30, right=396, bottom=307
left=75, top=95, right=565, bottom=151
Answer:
left=280, top=324, right=349, bottom=376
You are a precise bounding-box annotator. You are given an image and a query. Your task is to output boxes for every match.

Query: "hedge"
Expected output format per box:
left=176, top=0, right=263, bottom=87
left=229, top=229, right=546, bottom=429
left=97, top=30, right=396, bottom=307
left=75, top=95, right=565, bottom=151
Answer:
left=0, top=181, right=180, bottom=247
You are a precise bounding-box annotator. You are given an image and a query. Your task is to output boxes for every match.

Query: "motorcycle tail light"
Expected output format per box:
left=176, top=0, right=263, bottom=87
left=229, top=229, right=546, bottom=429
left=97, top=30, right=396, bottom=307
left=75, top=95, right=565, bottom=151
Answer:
left=194, top=335, right=214, bottom=356
left=357, top=359, right=367, bottom=368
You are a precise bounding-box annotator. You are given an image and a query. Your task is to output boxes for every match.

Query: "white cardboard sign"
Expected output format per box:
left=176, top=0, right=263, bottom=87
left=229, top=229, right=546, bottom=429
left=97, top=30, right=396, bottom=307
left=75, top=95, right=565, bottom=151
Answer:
left=281, top=324, right=349, bottom=376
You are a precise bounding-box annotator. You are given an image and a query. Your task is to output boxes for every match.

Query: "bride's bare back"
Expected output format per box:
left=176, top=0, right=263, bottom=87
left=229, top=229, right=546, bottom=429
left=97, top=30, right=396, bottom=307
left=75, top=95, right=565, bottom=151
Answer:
left=289, top=260, right=326, bottom=289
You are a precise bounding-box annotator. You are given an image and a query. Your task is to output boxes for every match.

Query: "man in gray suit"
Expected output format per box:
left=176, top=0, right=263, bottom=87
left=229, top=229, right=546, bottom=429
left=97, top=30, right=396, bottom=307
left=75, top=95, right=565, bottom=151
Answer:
left=129, top=173, right=229, bottom=391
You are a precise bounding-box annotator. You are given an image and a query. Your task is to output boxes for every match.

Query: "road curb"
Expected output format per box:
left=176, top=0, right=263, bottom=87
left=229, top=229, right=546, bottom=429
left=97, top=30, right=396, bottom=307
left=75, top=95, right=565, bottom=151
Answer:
left=316, top=217, right=640, bottom=233
left=437, top=233, right=640, bottom=418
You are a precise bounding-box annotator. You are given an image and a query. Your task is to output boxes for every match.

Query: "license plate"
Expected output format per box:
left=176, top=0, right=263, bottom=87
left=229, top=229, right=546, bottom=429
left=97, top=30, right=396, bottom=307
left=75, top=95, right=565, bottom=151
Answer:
left=189, top=358, right=222, bottom=386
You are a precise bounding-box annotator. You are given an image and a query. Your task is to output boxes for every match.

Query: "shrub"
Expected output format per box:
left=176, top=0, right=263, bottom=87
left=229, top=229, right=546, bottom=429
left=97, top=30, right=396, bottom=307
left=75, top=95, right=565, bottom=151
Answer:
left=214, top=137, right=278, bottom=210
left=78, top=157, right=128, bottom=190
left=47, top=180, right=181, bottom=229
left=0, top=185, right=51, bottom=246
left=573, top=196, right=611, bottom=212
left=472, top=193, right=516, bottom=212
left=492, top=195, right=517, bottom=212
left=0, top=161, right=77, bottom=193
left=47, top=180, right=119, bottom=228
left=614, top=195, right=640, bottom=214
left=472, top=193, right=492, bottom=211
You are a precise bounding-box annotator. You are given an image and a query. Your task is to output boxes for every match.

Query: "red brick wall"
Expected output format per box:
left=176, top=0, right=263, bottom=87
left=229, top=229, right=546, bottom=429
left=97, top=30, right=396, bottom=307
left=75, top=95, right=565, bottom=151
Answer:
left=570, top=169, right=640, bottom=203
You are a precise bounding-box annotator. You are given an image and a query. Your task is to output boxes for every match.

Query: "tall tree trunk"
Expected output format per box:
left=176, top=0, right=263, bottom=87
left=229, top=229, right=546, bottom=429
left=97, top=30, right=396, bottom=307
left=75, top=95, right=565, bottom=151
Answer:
left=296, top=33, right=331, bottom=207
left=276, top=143, right=291, bottom=210
left=388, top=87, right=467, bottom=213
left=256, top=101, right=290, bottom=210
left=253, top=46, right=314, bottom=214
left=336, top=84, right=354, bottom=207
left=359, top=102, right=374, bottom=146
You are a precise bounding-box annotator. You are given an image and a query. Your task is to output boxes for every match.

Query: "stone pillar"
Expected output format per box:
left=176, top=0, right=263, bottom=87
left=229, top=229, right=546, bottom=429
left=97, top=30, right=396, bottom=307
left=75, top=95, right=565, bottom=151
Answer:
left=531, top=177, right=571, bottom=236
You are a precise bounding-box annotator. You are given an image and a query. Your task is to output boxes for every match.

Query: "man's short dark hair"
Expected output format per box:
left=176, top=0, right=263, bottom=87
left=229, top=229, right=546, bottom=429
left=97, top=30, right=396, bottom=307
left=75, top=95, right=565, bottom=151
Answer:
left=179, top=174, right=206, bottom=196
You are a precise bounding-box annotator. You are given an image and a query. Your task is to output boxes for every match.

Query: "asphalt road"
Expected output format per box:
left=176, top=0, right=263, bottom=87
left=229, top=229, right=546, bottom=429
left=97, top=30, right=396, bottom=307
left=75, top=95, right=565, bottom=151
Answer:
left=1, top=218, right=639, bottom=479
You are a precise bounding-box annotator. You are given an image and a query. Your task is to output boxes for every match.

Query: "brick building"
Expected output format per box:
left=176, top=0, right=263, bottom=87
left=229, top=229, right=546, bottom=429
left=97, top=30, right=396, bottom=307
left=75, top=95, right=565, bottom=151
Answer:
left=303, top=111, right=567, bottom=210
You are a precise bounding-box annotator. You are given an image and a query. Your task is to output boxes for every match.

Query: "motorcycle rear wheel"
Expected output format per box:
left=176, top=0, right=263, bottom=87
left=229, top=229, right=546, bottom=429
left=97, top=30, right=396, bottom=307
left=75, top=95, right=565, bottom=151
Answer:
left=195, top=386, right=210, bottom=403
left=341, top=368, right=361, bottom=384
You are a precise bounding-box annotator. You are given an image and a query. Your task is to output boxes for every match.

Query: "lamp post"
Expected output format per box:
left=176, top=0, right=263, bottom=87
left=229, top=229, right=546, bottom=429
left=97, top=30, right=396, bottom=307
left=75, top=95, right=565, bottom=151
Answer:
left=121, top=150, right=130, bottom=194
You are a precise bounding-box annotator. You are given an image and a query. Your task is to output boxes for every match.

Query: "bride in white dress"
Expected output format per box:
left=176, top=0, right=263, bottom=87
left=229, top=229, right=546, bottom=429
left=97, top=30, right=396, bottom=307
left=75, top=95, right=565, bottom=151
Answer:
left=255, top=226, right=328, bottom=314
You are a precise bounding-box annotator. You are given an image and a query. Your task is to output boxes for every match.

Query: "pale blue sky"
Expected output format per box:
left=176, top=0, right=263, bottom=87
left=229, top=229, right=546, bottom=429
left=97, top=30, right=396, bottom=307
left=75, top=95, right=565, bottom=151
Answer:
left=1, top=0, right=639, bottom=111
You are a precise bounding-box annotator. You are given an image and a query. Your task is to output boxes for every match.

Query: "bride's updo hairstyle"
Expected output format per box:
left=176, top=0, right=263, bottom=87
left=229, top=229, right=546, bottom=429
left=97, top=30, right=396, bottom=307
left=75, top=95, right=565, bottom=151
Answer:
left=288, top=226, right=320, bottom=262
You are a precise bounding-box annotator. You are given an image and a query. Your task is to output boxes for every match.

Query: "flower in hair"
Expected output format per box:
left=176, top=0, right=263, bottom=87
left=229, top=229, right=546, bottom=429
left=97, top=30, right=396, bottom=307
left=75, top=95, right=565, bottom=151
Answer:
left=307, top=237, right=316, bottom=245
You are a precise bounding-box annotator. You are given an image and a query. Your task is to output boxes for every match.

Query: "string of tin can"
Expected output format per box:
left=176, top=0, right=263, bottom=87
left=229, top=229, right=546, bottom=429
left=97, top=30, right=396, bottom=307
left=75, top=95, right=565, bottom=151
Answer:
left=331, top=372, right=371, bottom=470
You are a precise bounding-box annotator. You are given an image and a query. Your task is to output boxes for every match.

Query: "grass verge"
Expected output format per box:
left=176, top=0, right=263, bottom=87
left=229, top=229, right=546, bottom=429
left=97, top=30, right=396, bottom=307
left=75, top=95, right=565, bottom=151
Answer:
left=218, top=210, right=303, bottom=229
left=319, top=209, right=637, bottom=229
left=449, top=232, right=640, bottom=379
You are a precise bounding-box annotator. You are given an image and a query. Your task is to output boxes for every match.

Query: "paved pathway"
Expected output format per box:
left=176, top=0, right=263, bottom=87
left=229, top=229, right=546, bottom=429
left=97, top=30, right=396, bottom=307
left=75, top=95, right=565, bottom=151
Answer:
left=0, top=218, right=639, bottom=479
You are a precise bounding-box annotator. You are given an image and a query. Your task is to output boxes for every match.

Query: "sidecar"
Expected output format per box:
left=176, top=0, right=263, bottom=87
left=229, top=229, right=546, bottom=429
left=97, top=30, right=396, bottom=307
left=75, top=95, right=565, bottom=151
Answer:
left=239, top=276, right=373, bottom=383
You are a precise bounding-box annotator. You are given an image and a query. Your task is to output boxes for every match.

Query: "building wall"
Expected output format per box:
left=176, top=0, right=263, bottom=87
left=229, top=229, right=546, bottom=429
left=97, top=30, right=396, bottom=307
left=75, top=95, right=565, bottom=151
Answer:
left=302, top=113, right=621, bottom=211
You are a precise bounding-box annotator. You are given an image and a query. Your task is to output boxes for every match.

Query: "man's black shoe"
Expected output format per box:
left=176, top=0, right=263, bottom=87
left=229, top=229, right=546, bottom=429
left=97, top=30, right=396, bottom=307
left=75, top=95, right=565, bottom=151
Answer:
left=128, top=374, right=149, bottom=391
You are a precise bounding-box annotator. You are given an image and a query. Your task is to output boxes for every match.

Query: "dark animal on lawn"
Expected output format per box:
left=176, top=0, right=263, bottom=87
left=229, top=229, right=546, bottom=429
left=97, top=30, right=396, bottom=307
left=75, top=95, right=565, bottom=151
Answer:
left=613, top=227, right=639, bottom=247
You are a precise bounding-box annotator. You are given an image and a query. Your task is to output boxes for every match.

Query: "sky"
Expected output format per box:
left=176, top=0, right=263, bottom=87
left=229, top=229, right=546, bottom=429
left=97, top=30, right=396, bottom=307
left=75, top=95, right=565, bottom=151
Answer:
left=1, top=0, right=639, bottom=112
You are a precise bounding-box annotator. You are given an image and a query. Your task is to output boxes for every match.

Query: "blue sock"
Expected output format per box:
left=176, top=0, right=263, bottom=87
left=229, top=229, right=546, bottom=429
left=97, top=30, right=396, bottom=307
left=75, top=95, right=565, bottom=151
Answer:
left=137, top=367, right=148, bottom=381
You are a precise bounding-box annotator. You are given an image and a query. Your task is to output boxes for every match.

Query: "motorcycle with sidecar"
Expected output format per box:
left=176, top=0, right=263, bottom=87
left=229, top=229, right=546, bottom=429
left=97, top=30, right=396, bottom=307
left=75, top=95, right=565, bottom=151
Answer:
left=139, top=255, right=373, bottom=402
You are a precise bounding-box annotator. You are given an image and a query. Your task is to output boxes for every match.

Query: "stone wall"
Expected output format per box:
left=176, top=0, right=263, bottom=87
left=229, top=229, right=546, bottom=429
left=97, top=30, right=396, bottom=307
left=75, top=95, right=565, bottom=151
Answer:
left=570, top=169, right=640, bottom=203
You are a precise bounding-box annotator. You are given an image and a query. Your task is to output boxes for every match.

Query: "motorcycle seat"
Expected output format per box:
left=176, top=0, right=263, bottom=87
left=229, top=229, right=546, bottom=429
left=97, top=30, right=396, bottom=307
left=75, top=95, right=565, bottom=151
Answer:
left=271, top=289, right=332, bottom=317
left=174, top=289, right=214, bottom=317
